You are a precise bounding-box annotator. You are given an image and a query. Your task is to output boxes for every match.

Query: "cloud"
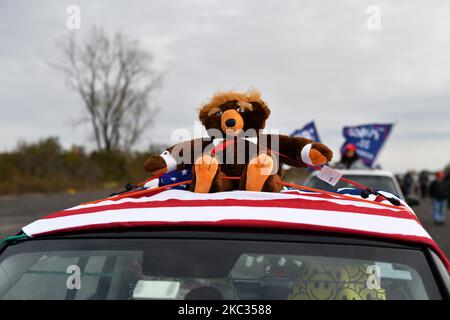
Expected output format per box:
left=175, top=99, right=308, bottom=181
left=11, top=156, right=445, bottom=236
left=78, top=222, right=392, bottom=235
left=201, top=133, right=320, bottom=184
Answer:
left=0, top=0, right=449, bottom=172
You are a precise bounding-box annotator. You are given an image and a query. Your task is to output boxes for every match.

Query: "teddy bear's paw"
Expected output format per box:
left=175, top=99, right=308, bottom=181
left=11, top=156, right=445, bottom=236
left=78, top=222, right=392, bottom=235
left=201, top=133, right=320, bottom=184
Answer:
left=309, top=149, right=329, bottom=166
left=248, top=153, right=274, bottom=175
left=194, top=155, right=219, bottom=193
left=144, top=150, right=178, bottom=174
left=246, top=153, right=275, bottom=191
left=144, top=155, right=168, bottom=174
left=311, top=142, right=333, bottom=164
left=301, top=143, right=333, bottom=166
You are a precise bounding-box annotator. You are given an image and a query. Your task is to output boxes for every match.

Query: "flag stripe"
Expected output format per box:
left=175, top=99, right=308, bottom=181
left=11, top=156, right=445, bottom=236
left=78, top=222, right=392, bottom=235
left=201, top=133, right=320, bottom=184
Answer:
left=43, top=198, right=414, bottom=221
left=66, top=190, right=405, bottom=213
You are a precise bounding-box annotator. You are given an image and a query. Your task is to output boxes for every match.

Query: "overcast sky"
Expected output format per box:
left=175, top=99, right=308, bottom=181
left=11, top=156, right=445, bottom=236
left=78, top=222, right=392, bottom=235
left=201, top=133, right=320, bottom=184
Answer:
left=0, top=0, right=449, bottom=172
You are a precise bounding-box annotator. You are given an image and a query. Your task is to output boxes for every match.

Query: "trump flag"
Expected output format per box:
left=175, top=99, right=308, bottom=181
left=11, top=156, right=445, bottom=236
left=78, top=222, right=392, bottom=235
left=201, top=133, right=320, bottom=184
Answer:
left=291, top=121, right=321, bottom=142
left=341, top=123, right=394, bottom=167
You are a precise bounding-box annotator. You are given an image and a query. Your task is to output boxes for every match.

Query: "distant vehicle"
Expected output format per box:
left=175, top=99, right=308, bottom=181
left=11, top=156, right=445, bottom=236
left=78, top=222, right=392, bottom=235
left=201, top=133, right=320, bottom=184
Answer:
left=0, top=189, right=448, bottom=300
left=303, top=169, right=420, bottom=206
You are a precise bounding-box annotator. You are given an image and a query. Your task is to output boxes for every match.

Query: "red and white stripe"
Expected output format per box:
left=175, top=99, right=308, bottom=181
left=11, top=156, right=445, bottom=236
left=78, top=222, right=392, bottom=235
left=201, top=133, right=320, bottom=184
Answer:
left=21, top=189, right=449, bottom=270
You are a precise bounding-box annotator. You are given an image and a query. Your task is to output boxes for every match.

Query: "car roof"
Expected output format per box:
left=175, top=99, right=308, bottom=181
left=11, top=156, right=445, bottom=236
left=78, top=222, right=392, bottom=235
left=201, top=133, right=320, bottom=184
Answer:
left=18, top=188, right=449, bottom=271
left=40, top=229, right=421, bottom=250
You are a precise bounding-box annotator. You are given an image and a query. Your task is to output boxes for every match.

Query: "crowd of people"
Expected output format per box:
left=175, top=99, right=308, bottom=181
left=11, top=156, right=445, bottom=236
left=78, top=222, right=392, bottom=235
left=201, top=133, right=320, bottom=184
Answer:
left=400, top=170, right=450, bottom=225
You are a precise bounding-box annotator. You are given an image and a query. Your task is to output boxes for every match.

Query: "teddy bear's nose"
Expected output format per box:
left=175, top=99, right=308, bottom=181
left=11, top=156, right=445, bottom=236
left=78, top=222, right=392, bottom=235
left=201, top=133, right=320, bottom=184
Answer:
left=225, top=119, right=236, bottom=127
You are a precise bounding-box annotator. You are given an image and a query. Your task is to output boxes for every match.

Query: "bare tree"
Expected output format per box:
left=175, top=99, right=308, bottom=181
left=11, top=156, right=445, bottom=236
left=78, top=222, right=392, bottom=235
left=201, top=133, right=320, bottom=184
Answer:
left=53, top=27, right=162, bottom=152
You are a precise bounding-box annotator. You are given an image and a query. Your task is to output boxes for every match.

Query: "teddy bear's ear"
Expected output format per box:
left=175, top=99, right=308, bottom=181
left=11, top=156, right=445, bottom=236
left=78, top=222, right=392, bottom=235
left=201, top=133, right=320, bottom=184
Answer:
left=249, top=101, right=271, bottom=120
left=245, top=89, right=270, bottom=120
left=245, top=101, right=271, bottom=131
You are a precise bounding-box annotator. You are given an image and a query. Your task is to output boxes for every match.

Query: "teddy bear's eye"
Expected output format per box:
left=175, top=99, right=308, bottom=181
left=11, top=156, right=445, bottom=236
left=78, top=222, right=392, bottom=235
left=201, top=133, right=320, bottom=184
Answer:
left=236, top=107, right=244, bottom=113
left=216, top=111, right=223, bottom=116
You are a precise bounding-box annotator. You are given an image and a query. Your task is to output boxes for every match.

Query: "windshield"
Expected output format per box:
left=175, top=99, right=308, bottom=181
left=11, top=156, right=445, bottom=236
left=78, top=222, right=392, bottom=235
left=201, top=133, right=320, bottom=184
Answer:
left=305, top=174, right=402, bottom=198
left=0, top=238, right=440, bottom=300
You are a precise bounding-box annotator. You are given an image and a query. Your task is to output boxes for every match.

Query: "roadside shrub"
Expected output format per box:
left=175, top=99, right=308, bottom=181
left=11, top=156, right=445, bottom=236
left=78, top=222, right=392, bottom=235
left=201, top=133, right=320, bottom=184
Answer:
left=0, top=137, right=159, bottom=194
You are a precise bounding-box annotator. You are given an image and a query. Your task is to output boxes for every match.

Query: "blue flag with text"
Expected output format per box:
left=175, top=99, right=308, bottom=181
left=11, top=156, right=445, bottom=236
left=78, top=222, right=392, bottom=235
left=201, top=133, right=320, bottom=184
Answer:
left=341, top=123, right=393, bottom=167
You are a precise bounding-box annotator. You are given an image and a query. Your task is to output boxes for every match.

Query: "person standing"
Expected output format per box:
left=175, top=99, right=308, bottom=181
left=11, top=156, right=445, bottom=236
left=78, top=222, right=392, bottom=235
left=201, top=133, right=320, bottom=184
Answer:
left=403, top=171, right=414, bottom=197
left=336, top=143, right=368, bottom=170
left=444, top=172, right=450, bottom=223
left=419, top=171, right=430, bottom=198
left=429, top=171, right=448, bottom=225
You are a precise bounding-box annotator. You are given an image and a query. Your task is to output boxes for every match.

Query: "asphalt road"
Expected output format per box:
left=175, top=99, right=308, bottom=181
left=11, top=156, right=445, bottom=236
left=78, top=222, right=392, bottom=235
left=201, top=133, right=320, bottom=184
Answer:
left=0, top=190, right=114, bottom=238
left=413, top=196, right=450, bottom=257
left=0, top=191, right=448, bottom=258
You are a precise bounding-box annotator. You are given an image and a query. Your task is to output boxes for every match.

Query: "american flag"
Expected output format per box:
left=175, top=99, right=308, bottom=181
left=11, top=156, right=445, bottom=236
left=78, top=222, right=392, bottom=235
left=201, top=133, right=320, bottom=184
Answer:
left=144, top=167, right=192, bottom=190
left=21, top=188, right=449, bottom=271
left=159, top=167, right=192, bottom=189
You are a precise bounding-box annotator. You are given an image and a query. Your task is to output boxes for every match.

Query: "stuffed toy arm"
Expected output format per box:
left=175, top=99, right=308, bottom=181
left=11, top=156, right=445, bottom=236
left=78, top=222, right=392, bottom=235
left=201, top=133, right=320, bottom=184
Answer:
left=264, top=134, right=333, bottom=167
left=144, top=138, right=211, bottom=175
left=298, top=140, right=333, bottom=167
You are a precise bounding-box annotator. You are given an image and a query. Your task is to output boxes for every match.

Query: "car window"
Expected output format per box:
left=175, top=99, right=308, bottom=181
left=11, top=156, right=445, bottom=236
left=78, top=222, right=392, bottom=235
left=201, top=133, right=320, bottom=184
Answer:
left=306, top=175, right=402, bottom=198
left=231, top=254, right=430, bottom=300
left=0, top=238, right=441, bottom=300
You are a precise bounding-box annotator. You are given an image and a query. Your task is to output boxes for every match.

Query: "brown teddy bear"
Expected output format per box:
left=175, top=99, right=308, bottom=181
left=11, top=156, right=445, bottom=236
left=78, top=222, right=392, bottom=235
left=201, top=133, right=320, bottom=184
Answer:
left=144, top=90, right=333, bottom=193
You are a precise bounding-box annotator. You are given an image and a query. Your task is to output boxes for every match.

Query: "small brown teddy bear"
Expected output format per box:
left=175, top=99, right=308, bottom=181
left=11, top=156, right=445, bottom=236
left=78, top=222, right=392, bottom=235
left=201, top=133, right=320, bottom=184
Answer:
left=144, top=90, right=333, bottom=193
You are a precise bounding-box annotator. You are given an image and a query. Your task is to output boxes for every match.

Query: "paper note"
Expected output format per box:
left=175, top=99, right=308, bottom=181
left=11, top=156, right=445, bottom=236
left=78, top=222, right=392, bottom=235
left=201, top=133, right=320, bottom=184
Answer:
left=317, top=165, right=343, bottom=186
